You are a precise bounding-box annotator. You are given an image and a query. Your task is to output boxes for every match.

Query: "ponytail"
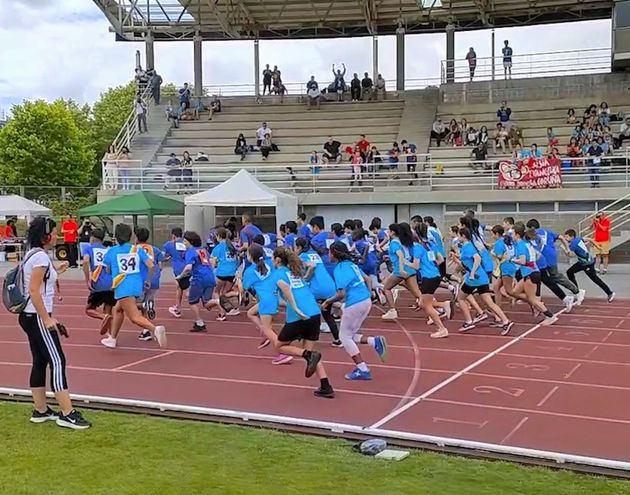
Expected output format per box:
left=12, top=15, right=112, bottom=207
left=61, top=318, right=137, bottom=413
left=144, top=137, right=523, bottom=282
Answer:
left=273, top=247, right=303, bottom=277
left=248, top=244, right=268, bottom=276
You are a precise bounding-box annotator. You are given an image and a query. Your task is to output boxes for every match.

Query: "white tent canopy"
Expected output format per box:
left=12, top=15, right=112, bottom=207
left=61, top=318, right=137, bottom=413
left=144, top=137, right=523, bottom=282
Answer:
left=184, top=170, right=298, bottom=228
left=0, top=195, right=52, bottom=220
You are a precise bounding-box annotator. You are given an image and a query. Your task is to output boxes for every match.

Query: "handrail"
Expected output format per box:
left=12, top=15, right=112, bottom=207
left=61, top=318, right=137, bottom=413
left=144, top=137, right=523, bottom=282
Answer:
left=106, top=84, right=153, bottom=156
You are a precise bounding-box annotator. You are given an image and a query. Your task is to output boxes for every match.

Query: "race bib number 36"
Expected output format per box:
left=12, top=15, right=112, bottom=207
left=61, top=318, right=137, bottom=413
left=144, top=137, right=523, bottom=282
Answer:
left=117, top=253, right=140, bottom=274
left=93, top=248, right=108, bottom=267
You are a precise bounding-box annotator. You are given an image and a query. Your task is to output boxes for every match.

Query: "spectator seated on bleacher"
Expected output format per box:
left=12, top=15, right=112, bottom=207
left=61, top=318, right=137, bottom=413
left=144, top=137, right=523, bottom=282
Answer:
left=178, top=103, right=196, bottom=121
left=477, top=126, right=490, bottom=148
left=430, top=118, right=447, bottom=147
left=165, top=100, right=180, bottom=128
left=616, top=117, right=630, bottom=148
left=165, top=153, right=182, bottom=189
left=195, top=151, right=209, bottom=162
left=234, top=134, right=248, bottom=161
left=567, top=108, right=577, bottom=124
left=193, top=98, right=205, bottom=120
left=366, top=146, right=382, bottom=173
left=497, top=100, right=512, bottom=129
left=208, top=95, right=221, bottom=120
left=256, top=122, right=273, bottom=147
left=306, top=77, right=323, bottom=110
left=493, top=123, right=508, bottom=154
left=465, top=126, right=478, bottom=146
left=322, top=136, right=342, bottom=165
left=447, top=119, right=462, bottom=146
left=470, top=142, right=489, bottom=173
left=506, top=125, right=523, bottom=152
left=260, top=133, right=273, bottom=160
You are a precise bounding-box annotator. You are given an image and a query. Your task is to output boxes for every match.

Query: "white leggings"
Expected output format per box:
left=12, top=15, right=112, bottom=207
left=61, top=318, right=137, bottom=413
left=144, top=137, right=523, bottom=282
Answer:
left=339, top=299, right=372, bottom=356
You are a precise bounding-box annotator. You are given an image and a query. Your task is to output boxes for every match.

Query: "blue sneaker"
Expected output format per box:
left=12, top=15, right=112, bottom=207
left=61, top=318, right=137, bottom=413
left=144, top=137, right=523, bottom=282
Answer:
left=345, top=368, right=372, bottom=381
left=374, top=336, right=388, bottom=363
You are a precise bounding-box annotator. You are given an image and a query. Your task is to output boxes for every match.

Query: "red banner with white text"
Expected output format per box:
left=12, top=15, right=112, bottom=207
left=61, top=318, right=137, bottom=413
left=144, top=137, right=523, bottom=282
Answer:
left=498, top=157, right=563, bottom=190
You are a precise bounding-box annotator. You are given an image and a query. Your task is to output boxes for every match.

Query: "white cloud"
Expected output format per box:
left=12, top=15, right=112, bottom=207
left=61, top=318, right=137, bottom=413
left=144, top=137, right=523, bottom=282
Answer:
left=0, top=0, right=612, bottom=112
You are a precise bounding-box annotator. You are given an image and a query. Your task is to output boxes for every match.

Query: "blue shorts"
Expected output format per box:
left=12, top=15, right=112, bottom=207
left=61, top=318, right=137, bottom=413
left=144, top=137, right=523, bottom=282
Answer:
left=360, top=263, right=376, bottom=276
left=188, top=282, right=215, bottom=305
left=258, top=293, right=279, bottom=316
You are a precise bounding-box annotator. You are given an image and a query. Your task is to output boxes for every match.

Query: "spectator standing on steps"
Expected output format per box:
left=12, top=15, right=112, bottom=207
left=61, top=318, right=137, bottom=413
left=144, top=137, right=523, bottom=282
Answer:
left=592, top=211, right=611, bottom=274
left=361, top=72, right=373, bottom=100
left=350, top=73, right=361, bottom=102
left=148, top=69, right=163, bottom=104
left=502, top=41, right=513, bottom=80
left=61, top=214, right=79, bottom=268
left=262, top=64, right=272, bottom=95
left=331, top=63, right=347, bottom=102
left=466, top=47, right=477, bottom=81
left=497, top=100, right=512, bottom=129
left=135, top=96, right=148, bottom=134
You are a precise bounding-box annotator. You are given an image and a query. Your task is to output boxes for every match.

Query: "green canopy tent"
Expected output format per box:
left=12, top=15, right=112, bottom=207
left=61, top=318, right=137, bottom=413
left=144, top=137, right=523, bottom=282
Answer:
left=77, top=192, right=184, bottom=242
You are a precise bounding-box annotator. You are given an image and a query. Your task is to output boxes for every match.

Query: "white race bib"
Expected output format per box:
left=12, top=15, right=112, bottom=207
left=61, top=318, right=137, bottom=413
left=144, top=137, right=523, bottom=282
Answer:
left=427, top=250, right=437, bottom=262
left=175, top=241, right=186, bottom=251
left=263, top=234, right=272, bottom=246
left=263, top=247, right=273, bottom=258
left=307, top=253, right=322, bottom=264
left=325, top=238, right=335, bottom=249
left=117, top=253, right=140, bottom=274
left=93, top=248, right=108, bottom=267
left=287, top=274, right=305, bottom=289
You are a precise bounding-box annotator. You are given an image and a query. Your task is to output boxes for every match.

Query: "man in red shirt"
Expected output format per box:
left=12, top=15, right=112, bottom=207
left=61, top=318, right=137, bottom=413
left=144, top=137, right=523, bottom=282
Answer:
left=592, top=211, right=611, bottom=274
left=62, top=214, right=79, bottom=268
left=356, top=134, right=371, bottom=162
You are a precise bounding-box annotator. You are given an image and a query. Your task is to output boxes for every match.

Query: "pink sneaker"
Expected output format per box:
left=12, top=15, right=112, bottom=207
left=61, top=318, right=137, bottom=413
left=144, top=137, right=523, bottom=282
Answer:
left=272, top=354, right=293, bottom=365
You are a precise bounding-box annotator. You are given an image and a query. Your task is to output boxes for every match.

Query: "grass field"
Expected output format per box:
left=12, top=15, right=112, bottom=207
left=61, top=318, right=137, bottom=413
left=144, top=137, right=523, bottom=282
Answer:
left=2, top=401, right=630, bottom=495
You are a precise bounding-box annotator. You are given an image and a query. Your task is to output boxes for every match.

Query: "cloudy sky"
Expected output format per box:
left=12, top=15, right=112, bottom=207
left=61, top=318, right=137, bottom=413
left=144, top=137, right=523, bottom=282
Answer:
left=0, top=0, right=612, bottom=114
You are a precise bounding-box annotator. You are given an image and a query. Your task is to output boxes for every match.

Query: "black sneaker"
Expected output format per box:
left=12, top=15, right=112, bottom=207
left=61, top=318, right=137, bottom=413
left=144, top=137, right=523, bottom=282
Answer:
left=314, top=386, right=335, bottom=399
left=138, top=330, right=153, bottom=341
left=331, top=339, right=344, bottom=348
left=305, top=350, right=322, bottom=378
left=190, top=322, right=207, bottom=333
left=30, top=407, right=59, bottom=424
left=56, top=410, right=91, bottom=430
left=489, top=320, right=503, bottom=328
left=500, top=321, right=514, bottom=336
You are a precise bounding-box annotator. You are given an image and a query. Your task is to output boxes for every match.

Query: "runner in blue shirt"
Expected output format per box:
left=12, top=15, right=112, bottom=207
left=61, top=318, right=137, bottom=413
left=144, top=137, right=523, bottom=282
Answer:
left=177, top=231, right=217, bottom=332
left=510, top=225, right=558, bottom=325
left=563, top=229, right=615, bottom=302
left=82, top=228, right=115, bottom=336
left=240, top=212, right=262, bottom=251
left=296, top=237, right=341, bottom=347
left=527, top=218, right=584, bottom=306
left=101, top=223, right=166, bottom=349
left=272, top=247, right=335, bottom=399
left=405, top=223, right=452, bottom=339
left=162, top=227, right=189, bottom=318
left=454, top=227, right=513, bottom=335
left=381, top=222, right=422, bottom=321
left=282, top=221, right=298, bottom=250
left=490, top=225, right=516, bottom=306
left=309, top=216, right=336, bottom=276
left=211, top=227, right=241, bottom=320
left=323, top=241, right=386, bottom=381
left=297, top=213, right=311, bottom=238
left=135, top=226, right=164, bottom=340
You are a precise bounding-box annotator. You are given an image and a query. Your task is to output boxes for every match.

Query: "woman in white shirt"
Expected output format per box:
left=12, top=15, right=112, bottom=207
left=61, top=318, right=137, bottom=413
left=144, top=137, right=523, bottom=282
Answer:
left=19, top=217, right=91, bottom=429
left=104, top=145, right=118, bottom=190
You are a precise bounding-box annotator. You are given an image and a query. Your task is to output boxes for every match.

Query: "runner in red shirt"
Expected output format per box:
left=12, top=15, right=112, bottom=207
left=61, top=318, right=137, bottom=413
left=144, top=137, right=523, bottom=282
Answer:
left=61, top=215, right=79, bottom=268
left=592, top=211, right=611, bottom=274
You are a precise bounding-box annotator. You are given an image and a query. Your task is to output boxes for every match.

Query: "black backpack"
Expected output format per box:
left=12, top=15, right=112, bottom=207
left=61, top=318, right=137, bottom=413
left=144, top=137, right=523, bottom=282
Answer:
left=2, top=249, right=49, bottom=314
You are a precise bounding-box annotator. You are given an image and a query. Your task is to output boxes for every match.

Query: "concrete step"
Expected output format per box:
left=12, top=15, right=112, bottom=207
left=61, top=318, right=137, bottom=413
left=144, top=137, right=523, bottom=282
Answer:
left=177, top=116, right=402, bottom=131
left=193, top=108, right=403, bottom=123
left=171, top=125, right=401, bottom=138
left=438, top=97, right=630, bottom=114
left=165, top=134, right=399, bottom=147
left=157, top=142, right=395, bottom=157
left=217, top=100, right=405, bottom=113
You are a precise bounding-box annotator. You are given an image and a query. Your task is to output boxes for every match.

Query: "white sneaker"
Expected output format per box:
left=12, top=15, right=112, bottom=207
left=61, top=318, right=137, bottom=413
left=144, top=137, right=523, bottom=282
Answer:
left=562, top=296, right=574, bottom=313
left=443, top=303, right=452, bottom=320
left=376, top=288, right=387, bottom=305
left=168, top=306, right=182, bottom=318
left=320, top=321, right=331, bottom=333
left=541, top=315, right=558, bottom=326
left=227, top=308, right=241, bottom=316
left=381, top=309, right=398, bottom=320
left=430, top=328, right=449, bottom=339
left=154, top=326, right=167, bottom=348
left=575, top=289, right=586, bottom=306
left=100, top=336, right=117, bottom=348
left=608, top=292, right=616, bottom=303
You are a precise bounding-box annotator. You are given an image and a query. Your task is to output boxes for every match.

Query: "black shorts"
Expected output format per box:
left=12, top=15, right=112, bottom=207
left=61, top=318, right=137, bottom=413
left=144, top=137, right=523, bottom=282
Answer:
left=486, top=271, right=494, bottom=281
left=438, top=261, right=447, bottom=278
left=177, top=276, right=191, bottom=291
left=278, top=315, right=321, bottom=343
left=524, top=271, right=542, bottom=296
left=216, top=275, right=236, bottom=283
left=421, top=276, right=441, bottom=295
left=87, top=290, right=116, bottom=308
left=461, top=283, right=492, bottom=295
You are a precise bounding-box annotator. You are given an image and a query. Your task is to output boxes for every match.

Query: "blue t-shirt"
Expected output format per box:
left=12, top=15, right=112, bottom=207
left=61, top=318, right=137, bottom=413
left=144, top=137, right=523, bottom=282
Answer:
left=389, top=238, right=416, bottom=277
left=299, top=250, right=336, bottom=300
left=354, top=239, right=377, bottom=273
left=104, top=243, right=151, bottom=299
left=274, top=266, right=321, bottom=324
left=299, top=224, right=311, bottom=238
left=460, top=241, right=489, bottom=287
left=514, top=239, right=538, bottom=277
left=185, top=247, right=216, bottom=286
left=569, top=237, right=594, bottom=265
left=83, top=243, right=112, bottom=293
left=240, top=224, right=262, bottom=245
left=283, top=233, right=297, bottom=250
left=536, top=228, right=560, bottom=267
left=493, top=238, right=516, bottom=277
left=262, top=233, right=277, bottom=248
left=412, top=241, right=440, bottom=279
left=333, top=260, right=371, bottom=308
left=526, top=236, right=547, bottom=270
left=472, top=236, right=494, bottom=274
left=502, top=46, right=513, bottom=62
left=162, top=238, right=187, bottom=276
left=242, top=263, right=278, bottom=315
left=427, top=227, right=446, bottom=258
left=212, top=240, right=239, bottom=277
left=138, top=244, right=163, bottom=289
left=310, top=231, right=336, bottom=275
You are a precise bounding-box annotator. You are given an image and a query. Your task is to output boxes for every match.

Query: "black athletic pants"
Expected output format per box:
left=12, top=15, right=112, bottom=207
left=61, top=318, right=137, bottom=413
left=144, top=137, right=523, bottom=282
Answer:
left=540, top=267, right=567, bottom=301
left=66, top=242, right=78, bottom=267
left=18, top=312, right=68, bottom=392
left=567, top=262, right=612, bottom=296
left=319, top=303, right=340, bottom=341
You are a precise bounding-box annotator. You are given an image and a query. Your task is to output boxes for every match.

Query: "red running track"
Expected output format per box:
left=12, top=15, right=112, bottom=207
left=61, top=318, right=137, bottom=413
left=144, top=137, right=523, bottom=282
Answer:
left=2, top=280, right=630, bottom=470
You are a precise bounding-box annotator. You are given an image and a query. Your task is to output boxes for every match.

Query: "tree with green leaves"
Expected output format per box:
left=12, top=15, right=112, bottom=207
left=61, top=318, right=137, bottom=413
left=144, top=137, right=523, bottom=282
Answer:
left=0, top=100, right=95, bottom=188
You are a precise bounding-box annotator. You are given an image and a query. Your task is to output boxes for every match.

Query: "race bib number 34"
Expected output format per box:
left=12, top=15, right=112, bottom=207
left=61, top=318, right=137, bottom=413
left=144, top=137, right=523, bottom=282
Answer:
left=117, top=253, right=140, bottom=274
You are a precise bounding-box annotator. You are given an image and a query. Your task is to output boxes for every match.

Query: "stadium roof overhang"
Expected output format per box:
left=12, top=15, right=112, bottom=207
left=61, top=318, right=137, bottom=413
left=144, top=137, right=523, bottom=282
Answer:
left=93, top=0, right=613, bottom=41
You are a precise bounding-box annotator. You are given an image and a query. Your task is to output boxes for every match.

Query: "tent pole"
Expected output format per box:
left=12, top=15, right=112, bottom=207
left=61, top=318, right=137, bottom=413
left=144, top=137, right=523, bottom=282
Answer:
left=149, top=214, right=154, bottom=243
left=132, top=215, right=138, bottom=231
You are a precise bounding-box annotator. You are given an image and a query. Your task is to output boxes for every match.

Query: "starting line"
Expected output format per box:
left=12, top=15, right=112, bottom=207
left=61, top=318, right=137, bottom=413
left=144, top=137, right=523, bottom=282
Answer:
left=2, top=386, right=629, bottom=475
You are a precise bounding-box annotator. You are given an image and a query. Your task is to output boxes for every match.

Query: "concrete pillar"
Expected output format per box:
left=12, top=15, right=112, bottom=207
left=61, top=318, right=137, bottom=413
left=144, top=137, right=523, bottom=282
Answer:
left=372, top=35, right=379, bottom=82
left=396, top=28, right=405, bottom=91
left=145, top=32, right=155, bottom=70
left=254, top=39, right=260, bottom=97
left=446, top=23, right=455, bottom=83
left=193, top=34, right=203, bottom=97
left=491, top=29, right=495, bottom=81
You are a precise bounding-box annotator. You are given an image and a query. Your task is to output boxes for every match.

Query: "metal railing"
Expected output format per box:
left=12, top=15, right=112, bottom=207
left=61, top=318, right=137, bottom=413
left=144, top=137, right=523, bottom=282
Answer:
left=100, top=153, right=630, bottom=195
left=578, top=190, right=630, bottom=241
left=440, top=48, right=611, bottom=85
